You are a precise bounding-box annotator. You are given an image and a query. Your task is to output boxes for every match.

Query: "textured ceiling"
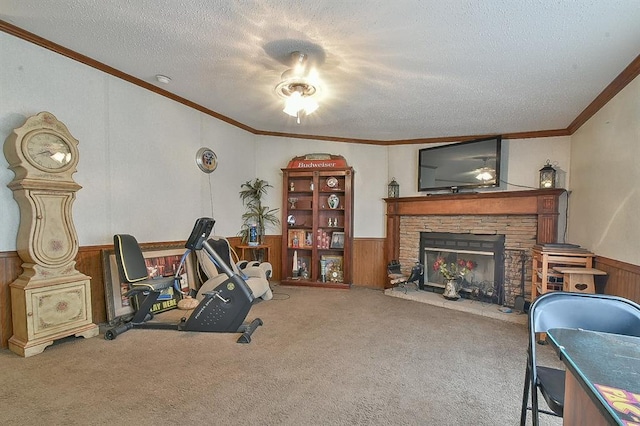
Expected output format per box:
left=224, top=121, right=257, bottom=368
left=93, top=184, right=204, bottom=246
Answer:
left=2, top=1, right=640, bottom=142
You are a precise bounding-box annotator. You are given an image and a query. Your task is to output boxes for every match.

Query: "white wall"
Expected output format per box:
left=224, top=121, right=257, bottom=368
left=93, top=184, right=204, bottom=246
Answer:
left=255, top=138, right=388, bottom=238
left=387, top=137, right=571, bottom=197
left=0, top=33, right=257, bottom=250
left=8, top=30, right=627, bottom=260
left=568, top=75, right=640, bottom=265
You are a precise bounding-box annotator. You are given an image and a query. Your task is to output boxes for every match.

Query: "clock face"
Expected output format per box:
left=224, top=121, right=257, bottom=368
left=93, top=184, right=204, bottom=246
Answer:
left=25, top=132, right=73, bottom=171
left=326, top=177, right=338, bottom=188
left=196, top=147, right=218, bottom=173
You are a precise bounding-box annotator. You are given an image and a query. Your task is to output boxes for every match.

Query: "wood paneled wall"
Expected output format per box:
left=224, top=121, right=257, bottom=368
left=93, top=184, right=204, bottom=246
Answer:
left=352, top=238, right=387, bottom=288
left=0, top=235, right=379, bottom=348
left=4, top=235, right=632, bottom=348
left=595, top=256, right=640, bottom=304
left=0, top=252, right=21, bottom=351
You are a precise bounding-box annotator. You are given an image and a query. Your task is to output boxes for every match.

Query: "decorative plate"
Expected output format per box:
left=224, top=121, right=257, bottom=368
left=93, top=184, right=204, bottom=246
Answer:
left=326, top=176, right=338, bottom=188
left=195, top=147, right=218, bottom=173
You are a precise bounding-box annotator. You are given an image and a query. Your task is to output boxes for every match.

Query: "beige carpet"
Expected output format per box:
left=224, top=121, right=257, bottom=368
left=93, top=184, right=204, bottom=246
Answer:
left=0, top=285, right=562, bottom=425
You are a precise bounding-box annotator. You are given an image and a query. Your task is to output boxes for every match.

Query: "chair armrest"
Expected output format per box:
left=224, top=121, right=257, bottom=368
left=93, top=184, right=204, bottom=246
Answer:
left=130, top=276, right=176, bottom=292
left=240, top=266, right=268, bottom=280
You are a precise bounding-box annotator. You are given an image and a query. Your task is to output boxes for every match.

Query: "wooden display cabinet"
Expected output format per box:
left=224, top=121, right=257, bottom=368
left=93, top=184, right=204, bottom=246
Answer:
left=281, top=167, right=354, bottom=288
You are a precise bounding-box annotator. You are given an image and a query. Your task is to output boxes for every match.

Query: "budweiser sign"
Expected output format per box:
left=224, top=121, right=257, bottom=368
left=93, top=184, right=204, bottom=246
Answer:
left=287, top=153, right=348, bottom=169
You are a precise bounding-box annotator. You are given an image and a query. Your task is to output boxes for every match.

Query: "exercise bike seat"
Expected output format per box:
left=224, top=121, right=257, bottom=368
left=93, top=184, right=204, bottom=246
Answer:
left=115, top=234, right=176, bottom=294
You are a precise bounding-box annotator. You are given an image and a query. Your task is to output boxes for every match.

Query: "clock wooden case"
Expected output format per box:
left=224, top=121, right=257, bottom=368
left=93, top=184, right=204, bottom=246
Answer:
left=3, top=112, right=99, bottom=357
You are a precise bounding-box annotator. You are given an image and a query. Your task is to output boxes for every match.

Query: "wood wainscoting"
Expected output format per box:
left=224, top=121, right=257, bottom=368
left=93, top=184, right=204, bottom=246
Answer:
left=0, top=252, right=21, bottom=351
left=0, top=236, right=635, bottom=348
left=0, top=234, right=384, bottom=348
left=596, top=256, right=640, bottom=303
left=352, top=238, right=387, bottom=289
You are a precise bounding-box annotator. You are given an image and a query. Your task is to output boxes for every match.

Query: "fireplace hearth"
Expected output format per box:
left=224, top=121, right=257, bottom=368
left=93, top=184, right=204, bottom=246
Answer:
left=421, top=232, right=505, bottom=304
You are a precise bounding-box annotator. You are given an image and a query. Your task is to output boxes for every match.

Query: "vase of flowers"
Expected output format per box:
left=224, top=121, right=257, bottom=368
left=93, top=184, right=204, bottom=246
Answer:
left=433, top=257, right=476, bottom=300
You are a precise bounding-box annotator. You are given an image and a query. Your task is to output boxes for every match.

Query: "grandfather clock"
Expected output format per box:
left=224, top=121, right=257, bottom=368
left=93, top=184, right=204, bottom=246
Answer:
left=3, top=112, right=99, bottom=357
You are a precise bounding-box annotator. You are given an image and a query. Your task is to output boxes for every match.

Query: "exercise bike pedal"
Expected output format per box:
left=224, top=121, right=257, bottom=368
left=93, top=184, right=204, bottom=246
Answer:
left=236, top=318, right=264, bottom=344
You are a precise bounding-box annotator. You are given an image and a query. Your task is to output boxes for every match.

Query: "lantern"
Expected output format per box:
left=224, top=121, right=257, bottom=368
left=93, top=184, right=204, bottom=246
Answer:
left=539, top=161, right=556, bottom=189
left=388, top=178, right=399, bottom=198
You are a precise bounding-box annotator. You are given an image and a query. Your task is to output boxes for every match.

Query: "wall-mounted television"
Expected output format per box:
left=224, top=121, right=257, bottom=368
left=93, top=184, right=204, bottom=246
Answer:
left=418, top=136, right=502, bottom=193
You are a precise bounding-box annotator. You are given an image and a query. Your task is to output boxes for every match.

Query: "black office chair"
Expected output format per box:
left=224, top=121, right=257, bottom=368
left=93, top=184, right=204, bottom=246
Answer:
left=520, top=291, right=640, bottom=425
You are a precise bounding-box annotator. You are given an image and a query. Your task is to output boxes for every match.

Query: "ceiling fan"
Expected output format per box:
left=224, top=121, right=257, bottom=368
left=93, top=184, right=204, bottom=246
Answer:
left=274, top=51, right=321, bottom=124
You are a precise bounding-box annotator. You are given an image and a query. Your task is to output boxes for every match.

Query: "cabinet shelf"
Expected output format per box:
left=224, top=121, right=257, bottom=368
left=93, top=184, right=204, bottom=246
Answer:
left=282, top=166, right=353, bottom=287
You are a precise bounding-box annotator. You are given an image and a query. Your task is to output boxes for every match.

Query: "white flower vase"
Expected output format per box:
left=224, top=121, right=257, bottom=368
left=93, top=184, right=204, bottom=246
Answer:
left=443, top=278, right=460, bottom=300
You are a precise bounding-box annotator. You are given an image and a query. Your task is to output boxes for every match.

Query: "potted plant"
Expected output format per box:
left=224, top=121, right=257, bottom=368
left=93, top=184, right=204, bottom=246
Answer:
left=238, top=178, right=280, bottom=245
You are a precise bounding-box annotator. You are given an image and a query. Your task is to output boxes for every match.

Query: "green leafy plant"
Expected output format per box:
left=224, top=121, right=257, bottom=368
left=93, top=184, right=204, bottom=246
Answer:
left=433, top=257, right=476, bottom=281
left=238, top=178, right=280, bottom=244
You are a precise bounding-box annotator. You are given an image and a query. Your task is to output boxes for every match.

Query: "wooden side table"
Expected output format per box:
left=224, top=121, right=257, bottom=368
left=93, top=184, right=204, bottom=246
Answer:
left=531, top=246, right=595, bottom=300
left=236, top=244, right=270, bottom=263
left=553, top=267, right=607, bottom=294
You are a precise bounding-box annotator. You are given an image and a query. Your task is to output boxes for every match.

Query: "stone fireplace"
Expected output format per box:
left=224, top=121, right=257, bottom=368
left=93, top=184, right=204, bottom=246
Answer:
left=384, top=189, right=565, bottom=306
left=421, top=232, right=505, bottom=304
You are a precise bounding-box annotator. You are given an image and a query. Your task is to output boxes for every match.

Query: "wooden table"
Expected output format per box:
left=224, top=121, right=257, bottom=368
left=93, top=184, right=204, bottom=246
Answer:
left=235, top=244, right=270, bottom=263
left=531, top=246, right=595, bottom=300
left=546, top=328, right=640, bottom=425
left=553, top=267, right=607, bottom=294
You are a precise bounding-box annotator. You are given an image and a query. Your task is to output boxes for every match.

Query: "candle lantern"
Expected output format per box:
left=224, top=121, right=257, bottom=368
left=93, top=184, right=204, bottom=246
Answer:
left=539, top=161, right=557, bottom=189
left=388, top=178, right=400, bottom=198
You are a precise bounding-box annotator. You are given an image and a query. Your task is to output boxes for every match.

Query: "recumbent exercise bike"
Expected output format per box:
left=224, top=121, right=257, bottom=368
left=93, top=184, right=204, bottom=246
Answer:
left=104, top=217, right=263, bottom=343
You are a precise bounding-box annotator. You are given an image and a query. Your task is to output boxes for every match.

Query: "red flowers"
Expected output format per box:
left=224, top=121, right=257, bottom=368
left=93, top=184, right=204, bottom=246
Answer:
left=433, top=256, right=476, bottom=280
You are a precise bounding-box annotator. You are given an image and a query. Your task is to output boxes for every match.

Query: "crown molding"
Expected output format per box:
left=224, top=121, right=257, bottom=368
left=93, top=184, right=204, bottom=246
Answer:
left=567, top=53, right=640, bottom=134
left=1, top=20, right=637, bottom=146
left=0, top=20, right=256, bottom=134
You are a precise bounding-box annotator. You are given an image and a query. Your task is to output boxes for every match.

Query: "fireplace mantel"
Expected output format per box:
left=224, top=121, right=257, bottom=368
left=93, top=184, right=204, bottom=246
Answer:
left=384, top=189, right=566, bottom=262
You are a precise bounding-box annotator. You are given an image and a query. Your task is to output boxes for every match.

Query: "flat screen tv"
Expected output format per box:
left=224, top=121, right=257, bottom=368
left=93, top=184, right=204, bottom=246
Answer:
left=418, top=135, right=502, bottom=192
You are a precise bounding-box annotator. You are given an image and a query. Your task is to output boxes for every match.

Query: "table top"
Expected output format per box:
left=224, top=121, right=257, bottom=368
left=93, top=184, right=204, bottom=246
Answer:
left=546, top=328, right=640, bottom=425
left=552, top=267, right=607, bottom=275
left=236, top=244, right=269, bottom=249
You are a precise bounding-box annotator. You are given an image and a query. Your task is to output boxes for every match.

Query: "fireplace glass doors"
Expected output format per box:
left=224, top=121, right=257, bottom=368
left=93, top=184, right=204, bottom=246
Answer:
left=420, top=232, right=505, bottom=304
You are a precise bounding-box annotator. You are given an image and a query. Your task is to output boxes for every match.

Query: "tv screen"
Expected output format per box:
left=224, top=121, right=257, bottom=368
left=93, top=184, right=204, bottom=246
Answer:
left=418, top=136, right=502, bottom=192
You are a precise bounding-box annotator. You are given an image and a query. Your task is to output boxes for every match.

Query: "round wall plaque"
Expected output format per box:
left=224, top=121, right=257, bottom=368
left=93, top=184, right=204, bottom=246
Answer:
left=195, top=147, right=218, bottom=173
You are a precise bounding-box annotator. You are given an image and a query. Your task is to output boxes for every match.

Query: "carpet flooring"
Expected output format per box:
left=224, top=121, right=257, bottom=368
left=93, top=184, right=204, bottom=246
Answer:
left=0, top=285, right=563, bottom=425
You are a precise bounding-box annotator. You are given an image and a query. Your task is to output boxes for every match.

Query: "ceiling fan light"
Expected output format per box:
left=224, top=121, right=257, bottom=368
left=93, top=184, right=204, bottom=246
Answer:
left=283, top=102, right=299, bottom=117
left=303, top=98, right=319, bottom=114
left=276, top=52, right=322, bottom=122
left=475, top=169, right=494, bottom=182
left=283, top=91, right=303, bottom=116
